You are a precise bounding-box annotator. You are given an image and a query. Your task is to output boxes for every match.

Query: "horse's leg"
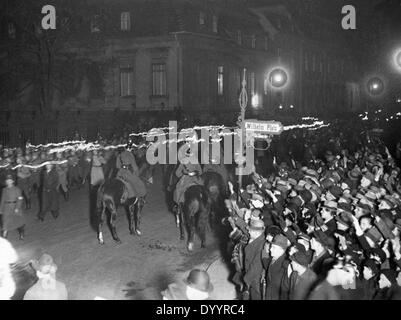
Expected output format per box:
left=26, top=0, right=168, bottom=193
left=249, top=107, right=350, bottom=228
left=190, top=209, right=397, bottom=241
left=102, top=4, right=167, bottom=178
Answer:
left=198, top=208, right=208, bottom=249
left=186, top=214, right=196, bottom=252
left=108, top=201, right=121, bottom=244
left=98, top=201, right=106, bottom=245
left=134, top=198, right=142, bottom=236
left=178, top=204, right=185, bottom=241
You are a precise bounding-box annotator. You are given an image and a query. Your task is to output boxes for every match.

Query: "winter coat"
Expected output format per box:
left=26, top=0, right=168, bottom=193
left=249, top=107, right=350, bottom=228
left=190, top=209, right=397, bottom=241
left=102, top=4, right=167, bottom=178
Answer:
left=264, top=254, right=291, bottom=300
left=0, top=185, right=25, bottom=230
left=243, top=234, right=265, bottom=300
left=289, top=268, right=318, bottom=300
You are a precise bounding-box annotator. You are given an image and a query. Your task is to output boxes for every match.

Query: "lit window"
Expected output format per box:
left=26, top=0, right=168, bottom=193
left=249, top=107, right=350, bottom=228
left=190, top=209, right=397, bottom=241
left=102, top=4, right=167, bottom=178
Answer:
left=264, top=76, right=269, bottom=95
left=237, top=30, right=242, bottom=45
left=250, top=72, right=256, bottom=96
left=199, top=12, right=205, bottom=25
left=218, top=66, right=224, bottom=96
left=120, top=68, right=134, bottom=97
left=251, top=35, right=256, bottom=49
left=121, top=12, right=131, bottom=31
left=90, top=15, right=101, bottom=33
left=152, top=63, right=167, bottom=96
left=212, top=15, right=218, bottom=33
left=8, top=22, right=16, bottom=39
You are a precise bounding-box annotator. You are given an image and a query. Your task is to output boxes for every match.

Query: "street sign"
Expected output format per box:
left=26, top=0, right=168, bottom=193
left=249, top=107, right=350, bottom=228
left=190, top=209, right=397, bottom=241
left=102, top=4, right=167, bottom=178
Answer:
left=244, top=120, right=283, bottom=135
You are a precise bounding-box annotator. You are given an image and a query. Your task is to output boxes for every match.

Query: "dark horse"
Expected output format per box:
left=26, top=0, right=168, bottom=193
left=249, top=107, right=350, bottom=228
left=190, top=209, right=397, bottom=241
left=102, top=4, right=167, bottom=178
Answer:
left=178, top=184, right=211, bottom=251
left=96, top=178, right=146, bottom=244
left=202, top=171, right=227, bottom=224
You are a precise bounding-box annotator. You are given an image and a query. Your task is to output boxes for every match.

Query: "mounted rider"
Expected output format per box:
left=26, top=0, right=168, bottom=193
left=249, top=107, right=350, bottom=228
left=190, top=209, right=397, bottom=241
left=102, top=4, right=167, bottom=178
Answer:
left=202, top=151, right=229, bottom=192
left=115, top=145, right=147, bottom=200
left=173, top=149, right=203, bottom=211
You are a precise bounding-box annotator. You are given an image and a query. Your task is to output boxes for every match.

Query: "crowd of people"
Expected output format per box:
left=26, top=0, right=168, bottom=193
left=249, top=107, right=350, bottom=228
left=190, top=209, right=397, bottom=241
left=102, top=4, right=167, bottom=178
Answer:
left=2, top=113, right=401, bottom=300
left=223, top=121, right=401, bottom=300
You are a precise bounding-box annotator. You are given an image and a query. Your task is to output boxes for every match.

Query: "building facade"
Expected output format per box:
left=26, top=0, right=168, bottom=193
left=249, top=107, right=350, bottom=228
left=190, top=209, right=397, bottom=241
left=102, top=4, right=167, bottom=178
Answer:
left=0, top=0, right=363, bottom=145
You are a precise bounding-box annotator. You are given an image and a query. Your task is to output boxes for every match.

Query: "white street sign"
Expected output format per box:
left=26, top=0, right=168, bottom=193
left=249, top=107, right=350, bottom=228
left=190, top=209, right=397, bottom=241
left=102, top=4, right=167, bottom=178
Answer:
left=244, top=120, right=283, bottom=135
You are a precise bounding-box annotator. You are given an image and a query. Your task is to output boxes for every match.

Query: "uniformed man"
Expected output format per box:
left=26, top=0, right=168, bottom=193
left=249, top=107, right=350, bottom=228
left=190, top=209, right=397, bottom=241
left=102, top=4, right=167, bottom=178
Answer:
left=16, top=156, right=33, bottom=209
left=115, top=147, right=147, bottom=198
left=202, top=152, right=229, bottom=191
left=0, top=174, right=25, bottom=240
left=29, top=151, right=43, bottom=192
left=173, top=152, right=203, bottom=210
left=67, top=150, right=80, bottom=188
left=55, top=152, right=69, bottom=201
left=38, top=163, right=60, bottom=221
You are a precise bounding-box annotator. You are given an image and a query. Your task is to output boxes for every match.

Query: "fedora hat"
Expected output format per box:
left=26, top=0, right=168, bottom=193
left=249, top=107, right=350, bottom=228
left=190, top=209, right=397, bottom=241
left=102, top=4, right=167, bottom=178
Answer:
left=248, top=219, right=265, bottom=231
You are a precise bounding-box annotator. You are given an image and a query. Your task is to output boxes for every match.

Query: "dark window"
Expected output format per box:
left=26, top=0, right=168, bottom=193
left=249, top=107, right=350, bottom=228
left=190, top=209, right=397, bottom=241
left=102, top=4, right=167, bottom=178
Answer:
left=237, top=30, right=242, bottom=45
left=8, top=22, right=16, bottom=39
left=199, top=12, right=205, bottom=25
left=212, top=15, right=218, bottom=33
left=120, top=68, right=134, bottom=97
left=91, top=15, right=101, bottom=33
left=152, top=63, right=167, bottom=96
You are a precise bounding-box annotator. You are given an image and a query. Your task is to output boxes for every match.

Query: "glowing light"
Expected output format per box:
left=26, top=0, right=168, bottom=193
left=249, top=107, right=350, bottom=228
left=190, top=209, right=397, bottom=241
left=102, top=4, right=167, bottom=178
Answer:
left=251, top=94, right=259, bottom=107
left=269, top=68, right=288, bottom=88
left=290, top=105, right=294, bottom=109
left=367, top=77, right=384, bottom=96
left=279, top=105, right=283, bottom=109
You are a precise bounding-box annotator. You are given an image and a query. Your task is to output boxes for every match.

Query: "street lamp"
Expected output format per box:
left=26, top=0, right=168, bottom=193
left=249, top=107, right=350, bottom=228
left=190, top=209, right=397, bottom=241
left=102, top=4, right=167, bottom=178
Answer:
left=269, top=68, right=288, bottom=89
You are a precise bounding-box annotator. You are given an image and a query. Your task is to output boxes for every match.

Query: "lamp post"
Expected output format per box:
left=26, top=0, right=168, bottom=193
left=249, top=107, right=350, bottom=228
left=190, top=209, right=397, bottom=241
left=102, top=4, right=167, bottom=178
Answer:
left=237, top=68, right=248, bottom=198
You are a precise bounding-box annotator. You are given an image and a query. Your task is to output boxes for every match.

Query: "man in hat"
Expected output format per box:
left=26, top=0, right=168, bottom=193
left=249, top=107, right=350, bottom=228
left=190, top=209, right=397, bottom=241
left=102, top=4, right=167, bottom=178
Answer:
left=0, top=174, right=25, bottom=240
left=202, top=152, right=229, bottom=192
left=38, top=163, right=60, bottom=221
left=374, top=269, right=401, bottom=300
left=242, top=219, right=265, bottom=300
left=173, top=156, right=203, bottom=211
left=356, top=259, right=380, bottom=300
left=161, top=269, right=214, bottom=300
left=263, top=234, right=291, bottom=300
left=319, top=201, right=338, bottom=237
left=288, top=250, right=318, bottom=300
left=16, top=156, right=33, bottom=209
left=67, top=150, right=81, bottom=188
left=310, top=231, right=335, bottom=278
left=116, top=146, right=147, bottom=200
left=23, top=254, right=68, bottom=300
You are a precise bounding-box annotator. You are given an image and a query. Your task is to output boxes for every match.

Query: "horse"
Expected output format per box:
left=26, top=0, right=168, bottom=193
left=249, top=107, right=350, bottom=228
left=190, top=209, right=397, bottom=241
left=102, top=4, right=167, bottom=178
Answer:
left=178, top=184, right=211, bottom=251
left=202, top=170, right=227, bottom=227
left=96, top=178, right=146, bottom=244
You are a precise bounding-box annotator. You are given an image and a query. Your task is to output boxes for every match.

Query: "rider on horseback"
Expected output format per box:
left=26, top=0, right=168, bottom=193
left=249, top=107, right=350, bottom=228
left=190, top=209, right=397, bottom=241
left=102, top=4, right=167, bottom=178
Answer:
left=173, top=152, right=203, bottom=213
left=116, top=146, right=147, bottom=200
left=202, top=152, right=229, bottom=191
